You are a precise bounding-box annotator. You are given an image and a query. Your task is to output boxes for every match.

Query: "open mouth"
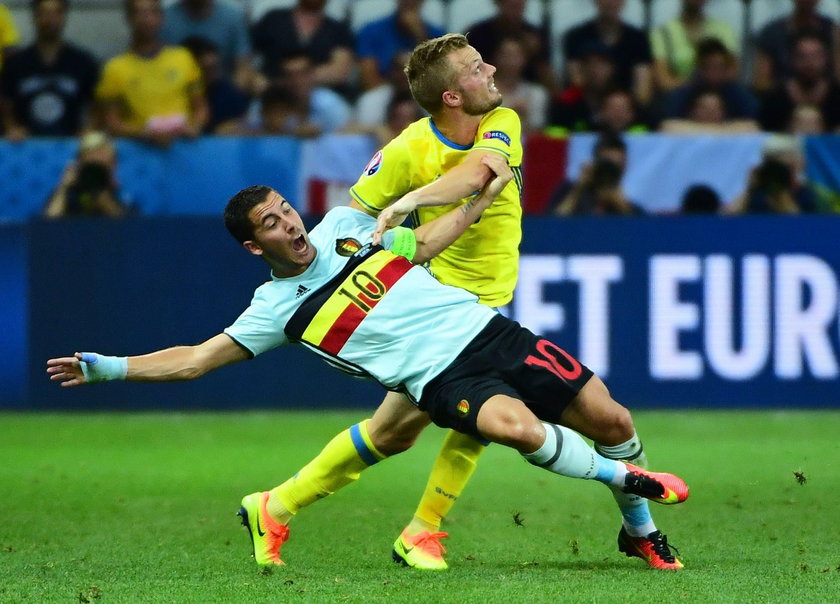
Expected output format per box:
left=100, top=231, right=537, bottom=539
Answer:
left=292, top=235, right=306, bottom=252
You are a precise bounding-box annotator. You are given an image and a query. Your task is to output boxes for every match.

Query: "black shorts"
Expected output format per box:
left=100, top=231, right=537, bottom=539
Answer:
left=419, top=314, right=594, bottom=438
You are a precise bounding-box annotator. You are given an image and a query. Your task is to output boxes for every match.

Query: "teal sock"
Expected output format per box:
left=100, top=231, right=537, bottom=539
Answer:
left=523, top=423, right=625, bottom=484
left=596, top=434, right=656, bottom=537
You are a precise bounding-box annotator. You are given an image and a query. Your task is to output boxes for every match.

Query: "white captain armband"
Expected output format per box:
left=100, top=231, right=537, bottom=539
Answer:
left=389, top=226, right=417, bottom=262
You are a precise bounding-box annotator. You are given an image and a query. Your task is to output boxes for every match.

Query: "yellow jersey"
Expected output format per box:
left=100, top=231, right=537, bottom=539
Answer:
left=95, top=46, right=202, bottom=132
left=350, top=107, right=523, bottom=307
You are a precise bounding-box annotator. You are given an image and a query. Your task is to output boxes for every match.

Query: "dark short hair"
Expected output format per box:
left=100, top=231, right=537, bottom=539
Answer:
left=696, top=37, right=731, bottom=62
left=180, top=35, right=219, bottom=60
left=31, top=0, right=68, bottom=11
left=681, top=184, right=721, bottom=214
left=224, top=185, right=273, bottom=244
left=593, top=131, right=626, bottom=157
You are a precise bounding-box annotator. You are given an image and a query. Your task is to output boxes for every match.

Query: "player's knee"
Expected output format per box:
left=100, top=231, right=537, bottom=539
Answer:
left=600, top=404, right=635, bottom=445
left=375, top=432, right=416, bottom=455
left=477, top=404, right=542, bottom=452
left=368, top=416, right=428, bottom=455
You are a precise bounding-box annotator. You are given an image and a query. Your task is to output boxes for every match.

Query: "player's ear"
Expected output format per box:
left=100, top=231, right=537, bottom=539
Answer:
left=442, top=89, right=461, bottom=108
left=243, top=240, right=264, bottom=257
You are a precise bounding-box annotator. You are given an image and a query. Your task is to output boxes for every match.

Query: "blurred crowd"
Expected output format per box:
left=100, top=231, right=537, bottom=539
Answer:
left=0, top=0, right=837, bottom=216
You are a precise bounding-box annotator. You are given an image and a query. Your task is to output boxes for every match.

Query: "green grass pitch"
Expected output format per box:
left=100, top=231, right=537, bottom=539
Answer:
left=1, top=410, right=838, bottom=603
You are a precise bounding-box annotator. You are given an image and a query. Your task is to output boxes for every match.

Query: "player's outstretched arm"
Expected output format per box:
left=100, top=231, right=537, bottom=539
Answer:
left=407, top=154, right=512, bottom=264
left=46, top=333, right=250, bottom=387
left=372, top=151, right=497, bottom=240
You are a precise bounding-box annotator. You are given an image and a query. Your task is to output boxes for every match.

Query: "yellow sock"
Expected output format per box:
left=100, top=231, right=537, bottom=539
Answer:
left=408, top=429, right=487, bottom=533
left=267, top=419, right=386, bottom=523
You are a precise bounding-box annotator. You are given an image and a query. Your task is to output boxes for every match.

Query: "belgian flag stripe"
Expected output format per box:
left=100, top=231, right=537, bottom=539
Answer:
left=318, top=299, right=368, bottom=355
left=301, top=251, right=396, bottom=345
left=303, top=253, right=414, bottom=354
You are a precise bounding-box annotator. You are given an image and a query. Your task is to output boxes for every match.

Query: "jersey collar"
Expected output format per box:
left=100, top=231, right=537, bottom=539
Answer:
left=429, top=118, right=473, bottom=151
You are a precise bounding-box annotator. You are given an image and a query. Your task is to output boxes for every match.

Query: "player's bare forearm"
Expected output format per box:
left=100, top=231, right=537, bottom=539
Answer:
left=372, top=152, right=502, bottom=243
left=127, top=347, right=209, bottom=381
left=411, top=196, right=492, bottom=264
left=402, top=154, right=494, bottom=209
left=46, top=334, right=249, bottom=387
left=411, top=155, right=512, bottom=264
left=129, top=334, right=248, bottom=381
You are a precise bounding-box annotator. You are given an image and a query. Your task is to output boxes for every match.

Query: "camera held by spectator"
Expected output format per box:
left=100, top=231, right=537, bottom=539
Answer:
left=43, top=131, right=125, bottom=218
left=551, top=133, right=645, bottom=216
left=727, top=134, right=819, bottom=214
left=586, top=157, right=645, bottom=215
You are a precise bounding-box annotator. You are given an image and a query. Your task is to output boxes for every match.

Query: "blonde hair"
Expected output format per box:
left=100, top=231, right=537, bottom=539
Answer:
left=405, top=33, right=470, bottom=114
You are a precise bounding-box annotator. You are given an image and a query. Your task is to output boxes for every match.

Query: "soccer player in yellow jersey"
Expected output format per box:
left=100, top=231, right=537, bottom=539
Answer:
left=95, top=0, right=207, bottom=146
left=251, top=34, right=683, bottom=571
left=351, top=88, right=522, bottom=308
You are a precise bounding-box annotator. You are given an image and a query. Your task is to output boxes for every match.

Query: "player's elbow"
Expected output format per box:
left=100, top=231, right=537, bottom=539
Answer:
left=178, top=364, right=207, bottom=380
left=178, top=350, right=217, bottom=380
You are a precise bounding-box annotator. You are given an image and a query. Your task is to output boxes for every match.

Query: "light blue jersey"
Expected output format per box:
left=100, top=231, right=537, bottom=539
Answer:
left=225, top=207, right=496, bottom=402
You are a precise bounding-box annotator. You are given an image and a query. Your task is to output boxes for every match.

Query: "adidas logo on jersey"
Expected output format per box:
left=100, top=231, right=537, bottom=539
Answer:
left=296, top=285, right=310, bottom=299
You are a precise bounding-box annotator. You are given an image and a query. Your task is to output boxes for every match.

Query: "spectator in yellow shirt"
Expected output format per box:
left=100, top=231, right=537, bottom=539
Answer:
left=96, top=0, right=208, bottom=146
left=0, top=3, right=20, bottom=71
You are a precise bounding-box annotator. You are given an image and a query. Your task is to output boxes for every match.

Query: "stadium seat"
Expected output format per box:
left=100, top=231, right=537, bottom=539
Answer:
left=648, top=0, right=680, bottom=28
left=448, top=0, right=544, bottom=34
left=8, top=1, right=129, bottom=61
left=350, top=0, right=445, bottom=32
left=248, top=0, right=349, bottom=23
left=749, top=0, right=840, bottom=36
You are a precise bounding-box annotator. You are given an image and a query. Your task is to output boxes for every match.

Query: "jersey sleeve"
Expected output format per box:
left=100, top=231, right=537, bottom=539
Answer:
left=0, top=6, right=20, bottom=48
left=472, top=108, right=522, bottom=164
left=349, top=136, right=412, bottom=214
left=223, top=294, right=289, bottom=357
left=178, top=48, right=203, bottom=94
left=95, top=58, right=122, bottom=101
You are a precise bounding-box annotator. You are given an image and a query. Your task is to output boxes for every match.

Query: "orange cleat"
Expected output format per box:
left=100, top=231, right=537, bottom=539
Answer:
left=237, top=491, right=290, bottom=566
left=392, top=528, right=449, bottom=570
left=623, top=463, right=689, bottom=505
left=618, top=527, right=684, bottom=570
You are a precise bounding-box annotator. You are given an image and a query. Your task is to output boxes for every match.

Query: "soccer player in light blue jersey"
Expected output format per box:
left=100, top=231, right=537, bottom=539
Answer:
left=47, top=155, right=688, bottom=570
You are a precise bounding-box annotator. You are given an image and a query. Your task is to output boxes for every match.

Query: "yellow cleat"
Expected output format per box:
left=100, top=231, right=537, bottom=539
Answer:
left=391, top=528, right=449, bottom=570
left=237, top=491, right=289, bottom=566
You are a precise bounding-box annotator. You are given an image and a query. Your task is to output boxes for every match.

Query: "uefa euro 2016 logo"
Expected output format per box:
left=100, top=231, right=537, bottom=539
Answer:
left=363, top=151, right=383, bottom=176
